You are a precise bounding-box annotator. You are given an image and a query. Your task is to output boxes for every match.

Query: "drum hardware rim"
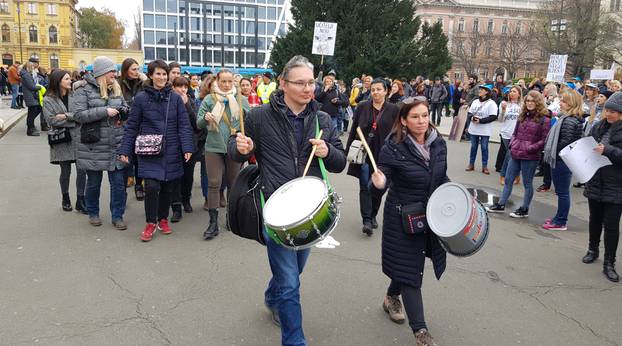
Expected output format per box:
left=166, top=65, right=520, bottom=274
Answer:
left=438, top=200, right=489, bottom=257
left=264, top=177, right=331, bottom=230
left=278, top=208, right=341, bottom=251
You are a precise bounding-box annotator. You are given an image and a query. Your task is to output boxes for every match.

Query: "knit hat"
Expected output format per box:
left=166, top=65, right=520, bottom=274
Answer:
left=92, top=56, right=116, bottom=78
left=604, top=91, right=622, bottom=113
left=600, top=90, right=614, bottom=99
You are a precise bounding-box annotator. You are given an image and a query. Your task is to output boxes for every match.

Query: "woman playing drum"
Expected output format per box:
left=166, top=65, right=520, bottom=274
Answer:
left=370, top=97, right=448, bottom=346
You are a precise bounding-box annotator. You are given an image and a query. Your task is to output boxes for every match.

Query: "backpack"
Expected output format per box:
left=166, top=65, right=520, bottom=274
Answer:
left=227, top=164, right=266, bottom=245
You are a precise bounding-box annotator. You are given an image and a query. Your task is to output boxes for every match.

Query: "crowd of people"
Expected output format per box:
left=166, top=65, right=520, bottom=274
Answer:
left=6, top=51, right=619, bottom=346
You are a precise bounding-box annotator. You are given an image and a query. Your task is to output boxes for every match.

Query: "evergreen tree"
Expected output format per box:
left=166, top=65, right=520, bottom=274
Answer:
left=269, top=0, right=452, bottom=82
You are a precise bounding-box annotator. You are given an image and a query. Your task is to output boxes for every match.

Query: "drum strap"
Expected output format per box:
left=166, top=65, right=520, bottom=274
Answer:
left=315, top=116, right=331, bottom=190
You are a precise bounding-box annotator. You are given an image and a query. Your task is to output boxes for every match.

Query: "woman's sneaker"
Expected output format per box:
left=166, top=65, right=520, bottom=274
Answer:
left=382, top=295, right=405, bottom=324
left=536, top=184, right=550, bottom=192
left=509, top=207, right=529, bottom=218
left=415, top=328, right=438, bottom=346
left=542, top=220, right=567, bottom=231
left=486, top=203, right=505, bottom=213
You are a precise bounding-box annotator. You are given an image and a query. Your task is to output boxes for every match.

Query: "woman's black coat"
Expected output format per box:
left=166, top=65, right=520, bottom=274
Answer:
left=345, top=100, right=399, bottom=178
left=370, top=133, right=449, bottom=288
left=584, top=120, right=622, bottom=204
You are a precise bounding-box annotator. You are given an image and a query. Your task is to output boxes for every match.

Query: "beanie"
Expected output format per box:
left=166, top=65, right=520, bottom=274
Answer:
left=92, top=56, right=116, bottom=78
left=604, top=91, right=622, bottom=113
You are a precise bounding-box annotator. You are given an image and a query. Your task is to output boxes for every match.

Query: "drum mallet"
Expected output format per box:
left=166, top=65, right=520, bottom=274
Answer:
left=356, top=127, right=378, bottom=173
left=303, top=130, right=324, bottom=177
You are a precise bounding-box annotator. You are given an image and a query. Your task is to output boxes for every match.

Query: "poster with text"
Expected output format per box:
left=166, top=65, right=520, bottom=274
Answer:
left=312, top=22, right=338, bottom=56
left=546, top=54, right=568, bottom=83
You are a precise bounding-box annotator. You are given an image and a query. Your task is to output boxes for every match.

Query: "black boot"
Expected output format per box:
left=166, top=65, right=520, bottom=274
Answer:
left=362, top=221, right=373, bottom=236
left=135, top=185, right=145, bottom=201
left=203, top=209, right=220, bottom=240
left=582, top=247, right=599, bottom=264
left=171, top=203, right=182, bottom=223
left=62, top=193, right=72, bottom=212
left=75, top=195, right=87, bottom=214
left=182, top=198, right=193, bottom=213
left=603, top=256, right=619, bottom=282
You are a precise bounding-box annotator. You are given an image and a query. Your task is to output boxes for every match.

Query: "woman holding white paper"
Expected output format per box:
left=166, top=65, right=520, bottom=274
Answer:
left=582, top=91, right=622, bottom=282
left=542, top=89, right=584, bottom=231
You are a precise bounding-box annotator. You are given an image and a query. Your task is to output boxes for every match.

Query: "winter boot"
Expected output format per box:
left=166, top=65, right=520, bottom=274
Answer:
left=62, top=193, right=72, bottom=212
left=171, top=203, right=182, bottom=223
left=582, top=247, right=599, bottom=264
left=203, top=209, right=220, bottom=240
left=603, top=256, right=619, bottom=282
left=75, top=195, right=87, bottom=214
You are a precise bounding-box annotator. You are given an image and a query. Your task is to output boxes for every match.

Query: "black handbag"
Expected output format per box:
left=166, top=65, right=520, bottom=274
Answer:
left=396, top=160, right=436, bottom=235
left=48, top=127, right=71, bottom=146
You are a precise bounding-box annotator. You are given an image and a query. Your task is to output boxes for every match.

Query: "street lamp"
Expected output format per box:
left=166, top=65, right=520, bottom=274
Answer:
left=16, top=0, right=23, bottom=61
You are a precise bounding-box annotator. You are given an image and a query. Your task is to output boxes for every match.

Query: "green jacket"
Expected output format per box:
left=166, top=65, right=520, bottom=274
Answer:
left=197, top=94, right=250, bottom=153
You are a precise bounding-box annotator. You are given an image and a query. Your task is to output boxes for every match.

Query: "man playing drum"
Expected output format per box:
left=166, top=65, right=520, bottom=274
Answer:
left=228, top=55, right=346, bottom=346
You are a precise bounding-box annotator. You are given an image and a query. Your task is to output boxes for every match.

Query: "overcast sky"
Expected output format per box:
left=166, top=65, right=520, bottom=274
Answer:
left=76, top=0, right=141, bottom=43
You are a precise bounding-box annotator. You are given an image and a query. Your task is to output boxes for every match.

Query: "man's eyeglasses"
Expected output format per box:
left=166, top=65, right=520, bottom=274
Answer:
left=285, top=80, right=316, bottom=89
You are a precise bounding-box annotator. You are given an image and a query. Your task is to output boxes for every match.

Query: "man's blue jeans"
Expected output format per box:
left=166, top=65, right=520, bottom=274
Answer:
left=331, top=116, right=342, bottom=133
left=10, top=83, right=19, bottom=108
left=264, top=229, right=311, bottom=346
left=499, top=158, right=539, bottom=209
left=469, top=135, right=490, bottom=167
left=85, top=169, right=126, bottom=222
left=551, top=160, right=573, bottom=225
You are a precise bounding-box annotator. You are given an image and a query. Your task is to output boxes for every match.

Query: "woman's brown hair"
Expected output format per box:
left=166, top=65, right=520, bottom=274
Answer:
left=199, top=76, right=213, bottom=100
left=392, top=80, right=404, bottom=96
left=519, top=90, right=548, bottom=124
left=391, top=97, right=436, bottom=143
left=120, top=58, right=139, bottom=81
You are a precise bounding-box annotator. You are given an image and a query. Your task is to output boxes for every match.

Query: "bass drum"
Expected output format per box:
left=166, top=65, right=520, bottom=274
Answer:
left=263, top=176, right=341, bottom=250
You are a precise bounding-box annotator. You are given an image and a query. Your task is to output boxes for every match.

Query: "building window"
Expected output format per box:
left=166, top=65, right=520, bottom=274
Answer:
left=47, top=4, right=57, bottom=15
left=143, top=0, right=154, bottom=12
left=516, top=21, right=522, bottom=34
left=472, top=19, right=479, bottom=32
left=454, top=72, right=462, bottom=81
left=485, top=46, right=492, bottom=57
left=49, top=26, right=58, bottom=44
left=155, top=15, right=166, bottom=29
left=611, top=0, right=621, bottom=11
left=50, top=54, right=59, bottom=69
left=487, top=19, right=493, bottom=33
left=29, top=25, right=38, bottom=43
left=501, top=20, right=508, bottom=34
left=0, top=0, right=9, bottom=14
left=154, top=0, right=166, bottom=12
left=458, top=18, right=464, bottom=32
left=1, top=24, right=9, bottom=42
left=28, top=2, right=37, bottom=14
left=437, top=17, right=443, bottom=28
left=144, top=14, right=154, bottom=28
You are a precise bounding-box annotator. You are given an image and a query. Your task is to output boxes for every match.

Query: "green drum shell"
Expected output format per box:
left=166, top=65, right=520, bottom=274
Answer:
left=264, top=177, right=339, bottom=250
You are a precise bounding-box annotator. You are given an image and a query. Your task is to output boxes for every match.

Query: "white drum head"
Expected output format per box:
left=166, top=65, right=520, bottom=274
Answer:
left=264, top=177, right=328, bottom=228
left=426, top=183, right=473, bottom=237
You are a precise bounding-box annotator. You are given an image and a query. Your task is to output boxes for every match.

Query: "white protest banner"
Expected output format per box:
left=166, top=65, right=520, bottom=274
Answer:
left=546, top=54, right=568, bottom=83
left=590, top=69, right=615, bottom=80
left=312, top=22, right=338, bottom=56
left=560, top=137, right=612, bottom=183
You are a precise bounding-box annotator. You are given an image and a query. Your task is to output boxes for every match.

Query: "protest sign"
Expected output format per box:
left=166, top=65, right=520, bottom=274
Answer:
left=312, top=22, right=338, bottom=56
left=546, top=55, right=568, bottom=83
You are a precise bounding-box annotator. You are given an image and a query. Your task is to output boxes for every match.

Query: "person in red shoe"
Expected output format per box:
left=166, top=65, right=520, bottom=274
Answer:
left=118, top=59, right=194, bottom=241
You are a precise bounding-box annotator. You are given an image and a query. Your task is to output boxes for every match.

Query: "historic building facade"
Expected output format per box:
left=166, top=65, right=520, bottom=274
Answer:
left=0, top=0, right=142, bottom=70
left=415, top=0, right=550, bottom=82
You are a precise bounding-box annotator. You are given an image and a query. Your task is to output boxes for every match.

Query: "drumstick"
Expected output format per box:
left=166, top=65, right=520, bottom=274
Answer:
left=302, top=130, right=324, bottom=177
left=356, top=127, right=378, bottom=173
left=240, top=110, right=245, bottom=136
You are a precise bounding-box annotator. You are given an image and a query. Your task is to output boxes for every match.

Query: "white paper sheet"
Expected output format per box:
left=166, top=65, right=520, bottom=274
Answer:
left=560, top=137, right=612, bottom=183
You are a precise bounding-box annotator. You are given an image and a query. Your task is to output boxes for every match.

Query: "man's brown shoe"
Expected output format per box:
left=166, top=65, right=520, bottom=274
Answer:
left=382, top=295, right=405, bottom=324
left=89, top=217, right=102, bottom=227
left=465, top=165, right=474, bottom=171
left=482, top=167, right=490, bottom=175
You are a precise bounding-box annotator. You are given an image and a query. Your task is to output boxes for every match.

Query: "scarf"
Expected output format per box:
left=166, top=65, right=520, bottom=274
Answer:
left=543, top=114, right=569, bottom=168
left=210, top=83, right=240, bottom=131
left=408, top=128, right=438, bottom=164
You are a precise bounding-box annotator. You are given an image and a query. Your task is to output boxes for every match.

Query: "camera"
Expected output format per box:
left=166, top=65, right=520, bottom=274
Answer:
left=117, top=106, right=130, bottom=121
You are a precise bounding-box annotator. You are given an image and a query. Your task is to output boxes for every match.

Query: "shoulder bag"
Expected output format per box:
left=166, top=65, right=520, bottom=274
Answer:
left=48, top=127, right=71, bottom=146
left=135, top=99, right=170, bottom=156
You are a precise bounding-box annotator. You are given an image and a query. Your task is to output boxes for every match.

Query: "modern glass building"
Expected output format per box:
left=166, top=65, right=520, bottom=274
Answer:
left=142, top=0, right=290, bottom=68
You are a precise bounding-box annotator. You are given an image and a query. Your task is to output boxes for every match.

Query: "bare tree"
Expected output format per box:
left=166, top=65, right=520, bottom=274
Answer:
left=534, top=0, right=603, bottom=77
left=127, top=7, right=142, bottom=50
left=498, top=23, right=537, bottom=79
left=452, top=29, right=494, bottom=76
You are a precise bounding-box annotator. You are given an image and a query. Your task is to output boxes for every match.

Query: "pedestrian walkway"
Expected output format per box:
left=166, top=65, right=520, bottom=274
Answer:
left=0, top=95, right=27, bottom=136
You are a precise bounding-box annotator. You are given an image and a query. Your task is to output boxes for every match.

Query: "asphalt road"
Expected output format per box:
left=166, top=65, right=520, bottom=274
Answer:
left=0, top=118, right=620, bottom=346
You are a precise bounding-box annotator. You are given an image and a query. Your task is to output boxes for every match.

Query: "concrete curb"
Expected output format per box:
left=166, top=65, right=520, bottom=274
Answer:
left=0, top=109, right=27, bottom=138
